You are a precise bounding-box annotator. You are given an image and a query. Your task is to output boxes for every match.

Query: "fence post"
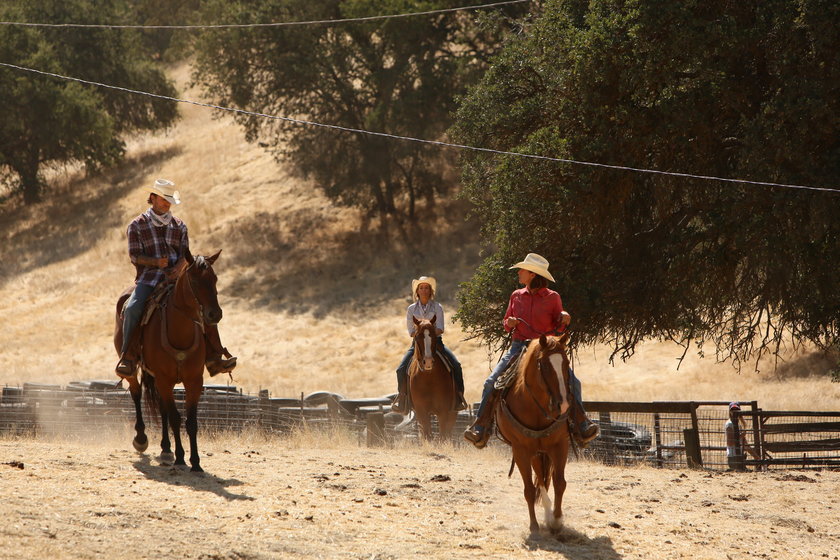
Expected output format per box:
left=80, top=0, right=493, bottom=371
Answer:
left=366, top=412, right=386, bottom=447
left=654, top=412, right=663, bottom=468
left=684, top=428, right=703, bottom=468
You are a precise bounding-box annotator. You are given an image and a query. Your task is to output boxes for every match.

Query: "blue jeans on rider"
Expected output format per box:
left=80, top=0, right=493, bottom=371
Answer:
left=474, top=339, right=585, bottom=426
left=120, top=283, right=155, bottom=355
left=396, top=337, right=464, bottom=393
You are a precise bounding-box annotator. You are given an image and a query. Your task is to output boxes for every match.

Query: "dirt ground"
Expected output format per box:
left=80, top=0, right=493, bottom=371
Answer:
left=1, top=432, right=838, bottom=560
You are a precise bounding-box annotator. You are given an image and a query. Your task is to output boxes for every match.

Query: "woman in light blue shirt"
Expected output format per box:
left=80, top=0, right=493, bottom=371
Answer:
left=391, top=276, right=466, bottom=413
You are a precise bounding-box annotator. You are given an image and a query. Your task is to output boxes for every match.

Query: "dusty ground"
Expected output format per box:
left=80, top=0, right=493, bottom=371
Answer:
left=1, top=431, right=838, bottom=560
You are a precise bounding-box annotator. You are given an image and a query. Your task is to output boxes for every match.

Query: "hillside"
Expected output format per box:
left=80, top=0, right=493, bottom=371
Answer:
left=0, top=63, right=837, bottom=411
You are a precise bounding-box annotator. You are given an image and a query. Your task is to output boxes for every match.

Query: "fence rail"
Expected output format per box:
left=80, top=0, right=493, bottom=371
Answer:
left=2, top=382, right=838, bottom=470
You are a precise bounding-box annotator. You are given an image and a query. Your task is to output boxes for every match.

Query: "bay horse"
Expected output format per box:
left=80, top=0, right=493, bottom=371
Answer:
left=495, top=333, right=572, bottom=533
left=408, top=316, right=457, bottom=442
left=113, top=250, right=223, bottom=472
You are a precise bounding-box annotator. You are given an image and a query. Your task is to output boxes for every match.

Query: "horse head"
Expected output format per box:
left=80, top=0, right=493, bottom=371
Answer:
left=184, top=249, right=223, bottom=326
left=412, top=315, right=437, bottom=371
left=536, top=332, right=571, bottom=416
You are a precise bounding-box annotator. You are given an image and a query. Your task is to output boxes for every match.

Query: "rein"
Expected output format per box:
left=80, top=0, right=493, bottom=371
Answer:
left=154, top=260, right=205, bottom=381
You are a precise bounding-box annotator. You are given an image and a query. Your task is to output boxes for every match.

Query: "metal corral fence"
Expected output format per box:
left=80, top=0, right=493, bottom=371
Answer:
left=2, top=382, right=838, bottom=470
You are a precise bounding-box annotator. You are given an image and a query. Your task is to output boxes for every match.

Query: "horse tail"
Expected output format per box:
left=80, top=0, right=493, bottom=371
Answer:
left=531, top=451, right=553, bottom=495
left=141, top=370, right=160, bottom=421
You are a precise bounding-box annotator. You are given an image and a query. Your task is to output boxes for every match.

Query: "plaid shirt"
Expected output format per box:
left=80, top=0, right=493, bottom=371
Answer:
left=127, top=208, right=190, bottom=287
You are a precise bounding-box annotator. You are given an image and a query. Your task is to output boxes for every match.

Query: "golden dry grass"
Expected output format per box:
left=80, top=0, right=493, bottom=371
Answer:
left=0, top=62, right=838, bottom=412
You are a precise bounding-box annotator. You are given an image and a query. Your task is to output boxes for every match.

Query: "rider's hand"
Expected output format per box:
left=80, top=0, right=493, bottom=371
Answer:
left=560, top=311, right=571, bottom=327
left=505, top=317, right=520, bottom=329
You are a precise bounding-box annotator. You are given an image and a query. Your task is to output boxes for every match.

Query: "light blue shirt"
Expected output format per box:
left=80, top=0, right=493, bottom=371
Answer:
left=406, top=300, right=445, bottom=336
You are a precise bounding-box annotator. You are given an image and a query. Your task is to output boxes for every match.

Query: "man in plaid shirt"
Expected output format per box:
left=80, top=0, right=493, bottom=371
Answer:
left=115, top=179, right=237, bottom=378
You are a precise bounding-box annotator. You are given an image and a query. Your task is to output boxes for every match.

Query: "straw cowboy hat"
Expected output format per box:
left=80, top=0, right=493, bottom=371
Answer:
left=411, top=276, right=437, bottom=299
left=149, top=178, right=181, bottom=205
left=509, top=253, right=555, bottom=283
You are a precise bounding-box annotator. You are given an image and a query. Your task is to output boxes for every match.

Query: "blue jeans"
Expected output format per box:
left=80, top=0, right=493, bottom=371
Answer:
left=120, top=283, right=155, bottom=355
left=475, top=339, right=585, bottom=418
left=396, top=337, right=464, bottom=393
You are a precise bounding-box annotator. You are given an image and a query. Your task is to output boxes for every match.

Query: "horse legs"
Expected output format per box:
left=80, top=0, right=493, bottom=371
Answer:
left=127, top=376, right=148, bottom=452
left=436, top=409, right=457, bottom=444
left=156, top=383, right=183, bottom=466
left=416, top=411, right=434, bottom=441
left=183, top=383, right=203, bottom=472
left=549, top=441, right=570, bottom=531
left=513, top=448, right=540, bottom=533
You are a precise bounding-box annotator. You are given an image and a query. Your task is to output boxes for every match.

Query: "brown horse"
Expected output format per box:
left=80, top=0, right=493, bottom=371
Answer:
left=408, top=316, right=457, bottom=442
left=495, top=333, right=572, bottom=533
left=113, top=250, right=223, bottom=472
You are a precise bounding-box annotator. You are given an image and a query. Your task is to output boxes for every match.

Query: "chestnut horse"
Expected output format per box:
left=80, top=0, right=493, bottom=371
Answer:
left=496, top=333, right=572, bottom=533
left=113, top=250, right=223, bottom=472
left=408, top=316, right=457, bottom=442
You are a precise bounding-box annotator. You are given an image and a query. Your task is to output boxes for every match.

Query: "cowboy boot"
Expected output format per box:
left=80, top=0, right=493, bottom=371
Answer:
left=204, top=324, right=237, bottom=376
left=115, top=326, right=142, bottom=379
left=463, top=388, right=500, bottom=448
left=571, top=403, right=600, bottom=448
left=455, top=392, right=468, bottom=412
left=391, top=372, right=409, bottom=414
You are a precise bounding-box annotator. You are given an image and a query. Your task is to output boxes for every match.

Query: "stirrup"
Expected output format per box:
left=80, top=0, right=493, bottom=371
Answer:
left=575, top=420, right=600, bottom=448
left=206, top=356, right=237, bottom=376
left=391, top=389, right=409, bottom=413
left=455, top=393, right=468, bottom=411
left=463, top=425, right=490, bottom=449
left=115, top=358, right=137, bottom=379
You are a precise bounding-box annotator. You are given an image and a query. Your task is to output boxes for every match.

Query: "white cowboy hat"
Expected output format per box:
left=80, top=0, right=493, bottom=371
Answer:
left=411, top=276, right=437, bottom=299
left=149, top=178, right=181, bottom=205
left=509, top=253, right=555, bottom=283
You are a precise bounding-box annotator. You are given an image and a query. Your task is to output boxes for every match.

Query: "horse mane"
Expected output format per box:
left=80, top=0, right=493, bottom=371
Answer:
left=512, top=336, right=568, bottom=393
left=512, top=340, right=542, bottom=392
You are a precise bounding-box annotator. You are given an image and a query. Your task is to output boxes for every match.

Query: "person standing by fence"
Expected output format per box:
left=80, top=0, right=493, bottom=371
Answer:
left=725, top=402, right=759, bottom=471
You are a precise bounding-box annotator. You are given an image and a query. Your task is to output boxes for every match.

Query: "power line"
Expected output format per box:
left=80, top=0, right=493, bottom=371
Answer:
left=0, top=61, right=836, bottom=195
left=0, top=0, right=530, bottom=29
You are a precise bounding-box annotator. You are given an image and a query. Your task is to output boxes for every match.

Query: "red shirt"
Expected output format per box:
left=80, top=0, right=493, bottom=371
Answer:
left=503, top=287, right=564, bottom=341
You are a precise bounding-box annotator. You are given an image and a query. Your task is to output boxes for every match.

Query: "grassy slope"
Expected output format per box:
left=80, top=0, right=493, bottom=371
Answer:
left=0, top=64, right=836, bottom=410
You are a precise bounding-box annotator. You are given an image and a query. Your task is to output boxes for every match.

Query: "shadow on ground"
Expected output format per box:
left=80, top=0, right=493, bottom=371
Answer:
left=132, top=454, right=254, bottom=501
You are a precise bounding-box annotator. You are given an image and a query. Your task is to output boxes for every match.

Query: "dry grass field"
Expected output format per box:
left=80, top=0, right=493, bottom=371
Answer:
left=1, top=63, right=839, bottom=559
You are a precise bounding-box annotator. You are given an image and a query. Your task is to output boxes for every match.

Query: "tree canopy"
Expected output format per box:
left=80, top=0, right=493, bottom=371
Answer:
left=0, top=0, right=178, bottom=204
left=192, top=0, right=526, bottom=220
left=452, top=0, right=840, bottom=366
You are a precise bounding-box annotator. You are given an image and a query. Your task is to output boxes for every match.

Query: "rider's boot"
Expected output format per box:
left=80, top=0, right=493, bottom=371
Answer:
left=463, top=387, right=500, bottom=449
left=455, top=391, right=468, bottom=411
left=204, top=323, right=237, bottom=377
left=391, top=372, right=409, bottom=414
left=571, top=402, right=600, bottom=448
left=115, top=326, right=142, bottom=379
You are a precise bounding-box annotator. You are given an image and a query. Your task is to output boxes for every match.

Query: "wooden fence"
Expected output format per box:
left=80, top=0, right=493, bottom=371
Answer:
left=2, top=382, right=838, bottom=470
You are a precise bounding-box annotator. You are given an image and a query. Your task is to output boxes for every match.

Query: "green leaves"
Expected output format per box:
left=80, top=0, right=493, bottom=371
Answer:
left=453, top=0, right=840, bottom=365
left=0, top=0, right=178, bottom=203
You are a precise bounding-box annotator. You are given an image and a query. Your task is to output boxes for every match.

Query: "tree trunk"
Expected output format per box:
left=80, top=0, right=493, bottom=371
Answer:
left=18, top=156, right=43, bottom=205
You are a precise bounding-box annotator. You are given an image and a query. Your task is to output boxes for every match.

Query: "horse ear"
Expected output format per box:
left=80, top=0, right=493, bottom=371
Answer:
left=185, top=248, right=194, bottom=265
left=413, top=316, right=421, bottom=325
left=430, top=314, right=436, bottom=325
left=558, top=332, right=570, bottom=347
left=539, top=334, right=548, bottom=347
left=205, top=250, right=221, bottom=265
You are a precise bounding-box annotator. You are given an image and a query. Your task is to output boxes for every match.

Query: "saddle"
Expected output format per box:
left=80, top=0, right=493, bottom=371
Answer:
left=117, top=282, right=174, bottom=327
left=493, top=344, right=529, bottom=391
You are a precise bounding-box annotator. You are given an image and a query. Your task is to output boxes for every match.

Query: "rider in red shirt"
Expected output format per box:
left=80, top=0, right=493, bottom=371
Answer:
left=464, top=253, right=599, bottom=449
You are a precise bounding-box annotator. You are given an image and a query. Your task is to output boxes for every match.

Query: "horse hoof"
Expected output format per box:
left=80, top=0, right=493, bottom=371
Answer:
left=132, top=436, right=149, bottom=453
left=191, top=465, right=204, bottom=473
left=159, top=452, right=175, bottom=465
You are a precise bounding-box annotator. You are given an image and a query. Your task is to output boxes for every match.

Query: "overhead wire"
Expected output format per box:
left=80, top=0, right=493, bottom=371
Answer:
left=0, top=0, right=530, bottom=29
left=0, top=61, right=836, bottom=195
